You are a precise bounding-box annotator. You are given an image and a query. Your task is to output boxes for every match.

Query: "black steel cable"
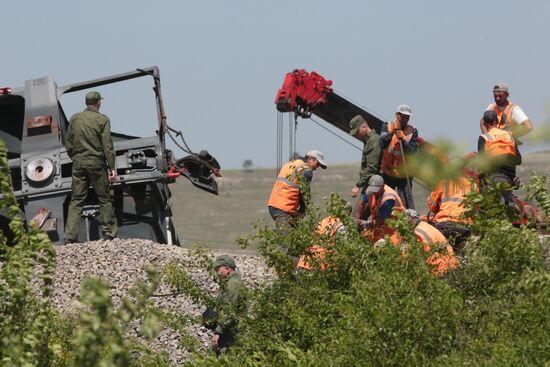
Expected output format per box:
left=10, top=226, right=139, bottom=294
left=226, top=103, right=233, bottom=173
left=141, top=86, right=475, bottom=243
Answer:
left=309, top=116, right=363, bottom=151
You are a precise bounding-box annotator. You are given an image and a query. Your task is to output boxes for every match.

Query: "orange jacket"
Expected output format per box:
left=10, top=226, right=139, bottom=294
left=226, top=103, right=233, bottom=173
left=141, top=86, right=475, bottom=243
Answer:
left=268, top=159, right=309, bottom=215
left=481, top=128, right=516, bottom=157
left=427, top=177, right=477, bottom=223
left=414, top=221, right=458, bottom=277
left=488, top=102, right=518, bottom=131
left=361, top=185, right=405, bottom=242
left=381, top=122, right=415, bottom=177
left=297, top=216, right=344, bottom=271
left=369, top=185, right=405, bottom=222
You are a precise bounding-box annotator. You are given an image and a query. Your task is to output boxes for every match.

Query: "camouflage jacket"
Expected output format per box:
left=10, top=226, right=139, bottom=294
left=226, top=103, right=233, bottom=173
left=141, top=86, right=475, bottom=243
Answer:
left=214, top=272, right=247, bottom=334
left=65, top=107, right=115, bottom=169
left=357, top=130, right=382, bottom=189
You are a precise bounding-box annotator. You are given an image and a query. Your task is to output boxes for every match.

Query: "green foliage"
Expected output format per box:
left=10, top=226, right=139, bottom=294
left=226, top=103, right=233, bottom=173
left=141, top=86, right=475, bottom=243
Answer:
left=190, top=187, right=550, bottom=366
left=1, top=135, right=550, bottom=366
left=523, top=172, right=550, bottom=218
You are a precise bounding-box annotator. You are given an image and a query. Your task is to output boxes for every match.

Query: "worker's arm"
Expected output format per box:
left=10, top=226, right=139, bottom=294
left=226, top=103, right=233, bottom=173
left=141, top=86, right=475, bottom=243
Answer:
left=101, top=118, right=116, bottom=170
left=401, top=128, right=419, bottom=152
left=513, top=119, right=533, bottom=138
left=480, top=117, right=488, bottom=134
left=376, top=200, right=395, bottom=222
left=65, top=118, right=74, bottom=159
left=379, top=121, right=393, bottom=149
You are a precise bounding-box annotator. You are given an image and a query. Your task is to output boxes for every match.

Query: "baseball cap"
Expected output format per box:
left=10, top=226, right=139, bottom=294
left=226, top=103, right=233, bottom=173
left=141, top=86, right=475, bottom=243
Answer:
left=85, top=91, right=103, bottom=105
left=493, top=83, right=509, bottom=93
left=483, top=109, right=498, bottom=123
left=396, top=104, right=412, bottom=116
left=306, top=150, right=327, bottom=169
left=349, top=115, right=366, bottom=136
left=213, top=254, right=236, bottom=270
left=365, top=174, right=384, bottom=195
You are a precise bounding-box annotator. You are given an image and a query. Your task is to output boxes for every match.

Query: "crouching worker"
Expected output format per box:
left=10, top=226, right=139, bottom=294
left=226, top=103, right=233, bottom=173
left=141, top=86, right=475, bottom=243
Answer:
left=202, top=255, right=247, bottom=357
left=360, top=175, right=405, bottom=242
left=427, top=158, right=478, bottom=250
left=400, top=210, right=459, bottom=277
left=297, top=202, right=352, bottom=271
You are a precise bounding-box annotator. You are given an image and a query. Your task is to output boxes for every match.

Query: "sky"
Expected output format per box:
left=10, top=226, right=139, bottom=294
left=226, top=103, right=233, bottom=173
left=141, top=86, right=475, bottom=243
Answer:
left=2, top=0, right=549, bottom=169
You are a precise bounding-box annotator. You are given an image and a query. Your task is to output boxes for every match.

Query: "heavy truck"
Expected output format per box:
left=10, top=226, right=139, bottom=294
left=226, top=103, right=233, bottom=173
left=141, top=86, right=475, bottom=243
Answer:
left=0, top=66, right=219, bottom=245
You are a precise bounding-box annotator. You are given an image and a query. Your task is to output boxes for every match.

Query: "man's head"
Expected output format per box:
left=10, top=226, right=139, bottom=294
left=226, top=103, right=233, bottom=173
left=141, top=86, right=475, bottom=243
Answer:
left=365, top=174, right=385, bottom=197
left=395, top=104, right=412, bottom=126
left=483, top=109, right=498, bottom=128
left=85, top=91, right=103, bottom=107
left=349, top=115, right=371, bottom=139
left=493, top=83, right=509, bottom=106
left=213, top=254, right=236, bottom=278
left=305, top=150, right=327, bottom=170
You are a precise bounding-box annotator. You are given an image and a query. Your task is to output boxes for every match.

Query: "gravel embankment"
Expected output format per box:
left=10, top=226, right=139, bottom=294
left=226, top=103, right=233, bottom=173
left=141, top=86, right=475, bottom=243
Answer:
left=53, top=238, right=271, bottom=365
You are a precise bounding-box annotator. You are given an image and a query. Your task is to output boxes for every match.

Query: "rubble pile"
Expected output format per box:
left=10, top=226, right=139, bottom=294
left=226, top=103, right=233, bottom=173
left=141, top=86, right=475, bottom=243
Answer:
left=53, top=238, right=270, bottom=364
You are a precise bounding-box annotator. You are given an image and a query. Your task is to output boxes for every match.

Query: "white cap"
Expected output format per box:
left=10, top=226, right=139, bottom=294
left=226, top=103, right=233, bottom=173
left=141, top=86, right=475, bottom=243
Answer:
left=306, top=150, right=327, bottom=169
left=365, top=174, right=384, bottom=195
left=396, top=104, right=412, bottom=116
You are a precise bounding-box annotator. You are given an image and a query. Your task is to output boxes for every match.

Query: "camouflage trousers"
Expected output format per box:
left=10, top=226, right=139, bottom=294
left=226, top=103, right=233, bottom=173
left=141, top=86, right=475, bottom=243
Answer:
left=65, top=162, right=118, bottom=241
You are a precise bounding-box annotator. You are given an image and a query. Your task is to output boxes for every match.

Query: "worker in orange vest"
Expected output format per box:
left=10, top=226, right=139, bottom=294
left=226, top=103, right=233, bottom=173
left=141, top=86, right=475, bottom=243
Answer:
left=480, top=83, right=533, bottom=137
left=478, top=110, right=519, bottom=206
left=268, top=150, right=327, bottom=226
left=389, top=209, right=458, bottom=277
left=361, top=175, right=405, bottom=242
left=480, top=83, right=532, bottom=167
left=379, top=104, right=419, bottom=209
left=412, top=215, right=458, bottom=277
left=296, top=204, right=352, bottom=271
left=427, top=159, right=478, bottom=249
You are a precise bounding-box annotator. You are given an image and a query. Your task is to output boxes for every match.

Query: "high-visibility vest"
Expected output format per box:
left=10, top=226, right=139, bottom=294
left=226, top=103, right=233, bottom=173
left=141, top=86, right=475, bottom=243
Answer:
left=414, top=221, right=458, bottom=277
left=428, top=177, right=477, bottom=223
left=369, top=185, right=405, bottom=222
left=297, top=216, right=343, bottom=271
left=481, top=128, right=516, bottom=157
left=268, top=159, right=309, bottom=215
left=488, top=102, right=518, bottom=131
left=381, top=122, right=415, bottom=177
left=317, top=216, right=344, bottom=237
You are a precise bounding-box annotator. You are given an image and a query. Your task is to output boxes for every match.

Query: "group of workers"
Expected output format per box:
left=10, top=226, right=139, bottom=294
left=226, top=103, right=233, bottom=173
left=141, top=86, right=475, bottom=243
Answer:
left=267, top=82, right=533, bottom=276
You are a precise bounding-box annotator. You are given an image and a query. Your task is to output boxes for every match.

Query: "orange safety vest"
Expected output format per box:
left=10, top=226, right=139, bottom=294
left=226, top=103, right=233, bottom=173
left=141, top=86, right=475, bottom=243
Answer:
left=369, top=185, right=405, bottom=222
left=427, top=177, right=477, bottom=223
left=381, top=122, right=415, bottom=177
left=488, top=102, right=518, bottom=131
left=362, top=185, right=405, bottom=242
left=268, top=159, right=309, bottom=215
left=414, top=221, right=458, bottom=277
left=297, top=216, right=343, bottom=271
left=481, top=128, right=517, bottom=157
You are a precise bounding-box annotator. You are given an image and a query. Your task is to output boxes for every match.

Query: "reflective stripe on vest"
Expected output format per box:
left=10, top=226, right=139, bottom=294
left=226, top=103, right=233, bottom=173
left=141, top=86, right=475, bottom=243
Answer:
left=369, top=185, right=405, bottom=220
left=268, top=159, right=308, bottom=215
left=415, top=221, right=448, bottom=247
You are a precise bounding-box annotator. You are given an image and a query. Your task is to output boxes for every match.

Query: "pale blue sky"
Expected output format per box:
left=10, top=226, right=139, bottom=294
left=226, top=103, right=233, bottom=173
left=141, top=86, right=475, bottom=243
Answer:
left=2, top=0, right=549, bottom=168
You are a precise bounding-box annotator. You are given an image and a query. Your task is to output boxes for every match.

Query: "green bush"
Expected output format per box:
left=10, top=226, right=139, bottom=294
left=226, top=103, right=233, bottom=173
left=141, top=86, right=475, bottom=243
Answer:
left=1, top=135, right=549, bottom=366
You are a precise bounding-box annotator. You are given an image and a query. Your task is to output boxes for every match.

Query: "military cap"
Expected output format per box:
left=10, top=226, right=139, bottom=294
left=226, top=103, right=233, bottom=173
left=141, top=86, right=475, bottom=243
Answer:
left=213, top=254, right=236, bottom=269
left=85, top=91, right=104, bottom=105
left=349, top=115, right=366, bottom=136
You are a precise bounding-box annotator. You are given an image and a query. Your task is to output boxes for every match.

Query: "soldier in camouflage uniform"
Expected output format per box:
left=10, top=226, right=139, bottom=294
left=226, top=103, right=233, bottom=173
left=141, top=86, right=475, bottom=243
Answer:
left=64, top=91, right=118, bottom=243
left=203, top=254, right=247, bottom=356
